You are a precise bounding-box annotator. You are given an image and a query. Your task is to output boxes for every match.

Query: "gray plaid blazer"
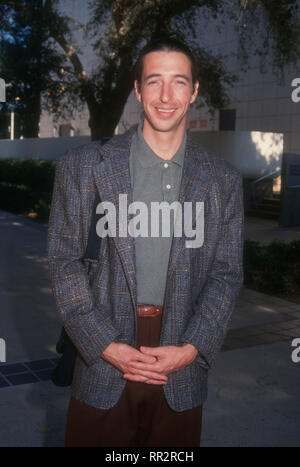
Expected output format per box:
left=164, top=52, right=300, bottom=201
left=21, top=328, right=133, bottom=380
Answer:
left=47, top=125, right=244, bottom=411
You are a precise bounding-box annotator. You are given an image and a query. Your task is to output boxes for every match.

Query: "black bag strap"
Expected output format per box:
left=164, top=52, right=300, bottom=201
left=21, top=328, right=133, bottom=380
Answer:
left=84, top=190, right=103, bottom=260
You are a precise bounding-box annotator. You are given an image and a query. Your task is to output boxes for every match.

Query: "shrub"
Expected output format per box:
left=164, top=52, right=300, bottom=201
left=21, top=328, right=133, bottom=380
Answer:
left=32, top=199, right=51, bottom=221
left=244, top=240, right=300, bottom=298
left=0, top=158, right=56, bottom=193
left=0, top=158, right=55, bottom=221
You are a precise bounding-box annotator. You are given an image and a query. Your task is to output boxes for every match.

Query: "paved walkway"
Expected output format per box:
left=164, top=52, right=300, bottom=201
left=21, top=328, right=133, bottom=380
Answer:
left=0, top=210, right=299, bottom=446
left=245, top=216, right=300, bottom=244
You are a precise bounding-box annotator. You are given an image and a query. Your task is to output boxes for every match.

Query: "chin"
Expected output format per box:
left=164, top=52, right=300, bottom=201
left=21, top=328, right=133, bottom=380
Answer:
left=146, top=116, right=183, bottom=134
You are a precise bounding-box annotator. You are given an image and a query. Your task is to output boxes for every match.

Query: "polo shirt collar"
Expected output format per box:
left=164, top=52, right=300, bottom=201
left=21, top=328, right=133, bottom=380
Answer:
left=135, top=122, right=186, bottom=168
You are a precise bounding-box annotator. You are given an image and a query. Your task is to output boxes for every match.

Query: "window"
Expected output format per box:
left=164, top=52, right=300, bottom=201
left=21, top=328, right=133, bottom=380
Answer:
left=219, top=109, right=236, bottom=131
left=59, top=123, right=72, bottom=137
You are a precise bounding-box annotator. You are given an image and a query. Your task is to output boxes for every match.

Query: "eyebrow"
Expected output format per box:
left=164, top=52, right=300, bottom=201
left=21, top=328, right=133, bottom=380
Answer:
left=144, top=73, right=191, bottom=82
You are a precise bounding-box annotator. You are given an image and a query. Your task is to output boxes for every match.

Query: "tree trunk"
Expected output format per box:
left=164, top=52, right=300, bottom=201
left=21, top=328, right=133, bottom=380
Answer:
left=88, top=107, right=119, bottom=141
left=88, top=88, right=133, bottom=141
left=21, top=92, right=41, bottom=138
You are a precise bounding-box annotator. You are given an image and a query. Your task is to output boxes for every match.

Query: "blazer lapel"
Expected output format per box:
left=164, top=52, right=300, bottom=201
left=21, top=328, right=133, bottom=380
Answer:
left=93, top=128, right=137, bottom=308
left=166, top=136, right=213, bottom=279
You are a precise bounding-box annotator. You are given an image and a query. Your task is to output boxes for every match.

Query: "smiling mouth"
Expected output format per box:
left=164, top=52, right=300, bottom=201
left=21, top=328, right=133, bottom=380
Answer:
left=155, top=107, right=177, bottom=116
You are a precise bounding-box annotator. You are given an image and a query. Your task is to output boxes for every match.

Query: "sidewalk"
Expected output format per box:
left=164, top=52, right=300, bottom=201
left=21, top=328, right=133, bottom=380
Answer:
left=0, top=210, right=299, bottom=446
left=245, top=215, right=300, bottom=244
left=202, top=288, right=300, bottom=447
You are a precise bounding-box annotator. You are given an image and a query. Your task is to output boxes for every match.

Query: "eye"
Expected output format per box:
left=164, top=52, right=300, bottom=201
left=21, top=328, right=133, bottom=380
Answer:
left=176, top=80, right=186, bottom=86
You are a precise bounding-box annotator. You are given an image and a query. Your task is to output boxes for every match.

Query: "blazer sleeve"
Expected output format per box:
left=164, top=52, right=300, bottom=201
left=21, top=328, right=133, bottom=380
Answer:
left=47, top=155, right=122, bottom=367
left=181, top=169, right=244, bottom=370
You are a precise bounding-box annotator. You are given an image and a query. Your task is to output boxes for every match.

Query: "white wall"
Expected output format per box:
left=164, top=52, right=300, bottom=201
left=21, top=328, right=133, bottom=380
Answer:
left=0, top=136, right=91, bottom=160
left=192, top=131, right=283, bottom=178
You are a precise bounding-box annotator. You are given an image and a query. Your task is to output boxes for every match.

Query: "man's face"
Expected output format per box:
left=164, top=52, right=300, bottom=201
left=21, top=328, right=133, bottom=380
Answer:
left=134, top=51, right=199, bottom=135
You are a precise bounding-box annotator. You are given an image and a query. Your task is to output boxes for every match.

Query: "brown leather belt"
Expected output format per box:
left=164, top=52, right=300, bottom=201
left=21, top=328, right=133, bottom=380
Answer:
left=137, top=304, right=163, bottom=317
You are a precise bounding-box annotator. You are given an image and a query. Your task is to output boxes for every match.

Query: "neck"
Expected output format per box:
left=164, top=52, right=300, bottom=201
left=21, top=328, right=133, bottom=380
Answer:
left=142, top=120, right=186, bottom=160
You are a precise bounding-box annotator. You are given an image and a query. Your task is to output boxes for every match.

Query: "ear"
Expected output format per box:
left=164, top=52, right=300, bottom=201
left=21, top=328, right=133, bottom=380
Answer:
left=134, top=80, right=142, bottom=103
left=190, top=80, right=199, bottom=104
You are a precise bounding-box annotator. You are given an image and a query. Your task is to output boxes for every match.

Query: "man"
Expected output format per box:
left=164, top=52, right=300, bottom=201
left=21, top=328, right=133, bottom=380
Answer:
left=47, top=37, right=244, bottom=447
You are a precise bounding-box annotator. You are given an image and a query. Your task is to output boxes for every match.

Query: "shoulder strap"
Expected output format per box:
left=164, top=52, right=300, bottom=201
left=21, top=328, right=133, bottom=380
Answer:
left=84, top=191, right=102, bottom=260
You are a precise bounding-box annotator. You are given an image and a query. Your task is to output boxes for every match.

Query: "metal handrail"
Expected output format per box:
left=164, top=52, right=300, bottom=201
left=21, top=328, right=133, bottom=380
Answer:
left=251, top=169, right=281, bottom=203
left=252, top=169, right=281, bottom=185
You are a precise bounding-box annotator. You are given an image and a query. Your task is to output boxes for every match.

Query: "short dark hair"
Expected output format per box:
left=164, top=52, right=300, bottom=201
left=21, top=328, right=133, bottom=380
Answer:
left=134, top=36, right=198, bottom=91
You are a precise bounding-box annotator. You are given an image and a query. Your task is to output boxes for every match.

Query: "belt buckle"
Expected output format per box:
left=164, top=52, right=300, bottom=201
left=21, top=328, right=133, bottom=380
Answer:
left=137, top=305, right=162, bottom=317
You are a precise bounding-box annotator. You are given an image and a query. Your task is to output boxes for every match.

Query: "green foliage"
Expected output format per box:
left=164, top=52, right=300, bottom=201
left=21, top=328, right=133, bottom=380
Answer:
left=0, top=158, right=56, bottom=192
left=32, top=198, right=51, bottom=221
left=237, top=0, right=300, bottom=76
left=0, top=158, right=55, bottom=220
left=0, top=181, right=50, bottom=216
left=244, top=240, right=300, bottom=298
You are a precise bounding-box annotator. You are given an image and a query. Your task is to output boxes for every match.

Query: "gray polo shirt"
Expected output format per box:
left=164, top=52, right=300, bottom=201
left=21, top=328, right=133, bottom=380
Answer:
left=129, top=124, right=186, bottom=306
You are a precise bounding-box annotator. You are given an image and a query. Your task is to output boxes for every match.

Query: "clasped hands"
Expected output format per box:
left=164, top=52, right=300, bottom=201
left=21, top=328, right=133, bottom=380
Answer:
left=102, top=342, right=198, bottom=385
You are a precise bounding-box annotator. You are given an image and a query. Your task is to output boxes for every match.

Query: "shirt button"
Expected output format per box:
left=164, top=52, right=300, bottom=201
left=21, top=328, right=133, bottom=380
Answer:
left=164, top=162, right=169, bottom=168
left=166, top=184, right=171, bottom=189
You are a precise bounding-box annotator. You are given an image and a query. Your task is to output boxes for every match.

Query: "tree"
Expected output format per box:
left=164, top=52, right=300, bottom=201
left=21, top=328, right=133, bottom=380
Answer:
left=1, top=0, right=300, bottom=140
left=0, top=0, right=67, bottom=138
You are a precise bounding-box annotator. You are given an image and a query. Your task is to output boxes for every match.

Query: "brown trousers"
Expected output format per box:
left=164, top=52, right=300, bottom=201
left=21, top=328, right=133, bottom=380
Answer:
left=65, top=313, right=202, bottom=447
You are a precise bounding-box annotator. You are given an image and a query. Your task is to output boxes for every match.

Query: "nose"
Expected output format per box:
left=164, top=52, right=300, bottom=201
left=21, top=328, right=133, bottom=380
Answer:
left=160, top=82, right=173, bottom=103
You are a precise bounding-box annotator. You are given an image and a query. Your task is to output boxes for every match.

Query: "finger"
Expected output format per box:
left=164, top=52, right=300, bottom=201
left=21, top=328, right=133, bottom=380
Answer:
left=123, top=373, right=148, bottom=383
left=130, top=350, right=157, bottom=364
left=145, top=379, right=167, bottom=385
left=139, top=346, right=163, bottom=358
left=125, top=369, right=168, bottom=382
left=128, top=369, right=167, bottom=381
left=129, top=361, right=165, bottom=374
left=123, top=373, right=167, bottom=385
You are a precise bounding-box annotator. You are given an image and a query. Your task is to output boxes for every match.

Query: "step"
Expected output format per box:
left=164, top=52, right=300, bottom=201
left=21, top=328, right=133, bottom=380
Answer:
left=247, top=209, right=279, bottom=220
left=255, top=203, right=280, bottom=213
left=262, top=197, right=281, bottom=206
